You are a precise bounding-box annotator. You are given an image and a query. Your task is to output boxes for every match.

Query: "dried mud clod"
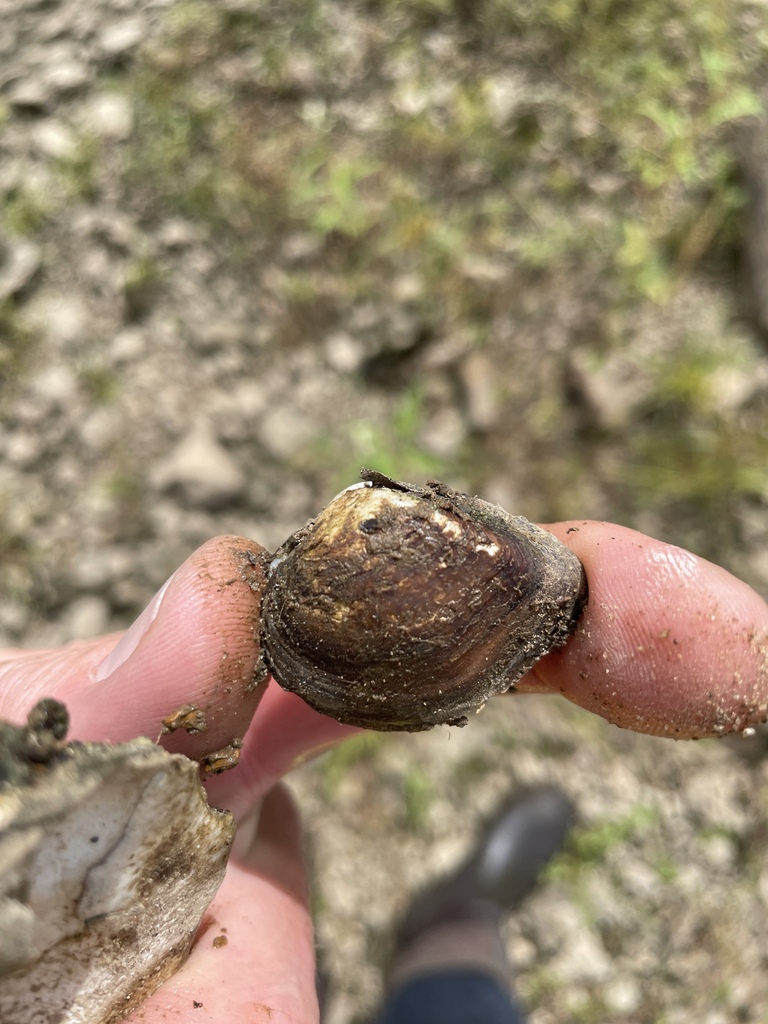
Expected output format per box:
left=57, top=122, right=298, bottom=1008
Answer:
left=160, top=703, right=207, bottom=735
left=0, top=700, right=234, bottom=1024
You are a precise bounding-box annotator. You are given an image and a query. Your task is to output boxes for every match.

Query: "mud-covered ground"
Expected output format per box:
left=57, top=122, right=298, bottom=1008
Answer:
left=2, top=1, right=768, bottom=1021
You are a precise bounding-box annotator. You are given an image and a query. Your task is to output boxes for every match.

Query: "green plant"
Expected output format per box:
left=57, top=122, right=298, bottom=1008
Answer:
left=1, top=186, right=50, bottom=237
left=548, top=804, right=657, bottom=885
left=321, top=732, right=387, bottom=797
left=402, top=767, right=433, bottom=832
left=337, top=385, right=453, bottom=489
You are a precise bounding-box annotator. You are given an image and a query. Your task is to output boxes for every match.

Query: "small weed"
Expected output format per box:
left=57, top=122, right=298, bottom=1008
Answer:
left=2, top=186, right=50, bottom=237
left=548, top=804, right=657, bottom=884
left=336, top=385, right=453, bottom=490
left=57, top=138, right=100, bottom=203
left=321, top=732, right=387, bottom=797
left=402, top=767, right=434, bottom=833
left=79, top=364, right=119, bottom=404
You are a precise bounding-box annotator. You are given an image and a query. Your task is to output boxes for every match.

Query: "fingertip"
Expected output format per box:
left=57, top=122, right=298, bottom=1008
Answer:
left=522, top=521, right=768, bottom=739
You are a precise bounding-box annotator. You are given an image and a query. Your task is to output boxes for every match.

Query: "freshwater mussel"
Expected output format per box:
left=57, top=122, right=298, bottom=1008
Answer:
left=261, top=470, right=587, bottom=731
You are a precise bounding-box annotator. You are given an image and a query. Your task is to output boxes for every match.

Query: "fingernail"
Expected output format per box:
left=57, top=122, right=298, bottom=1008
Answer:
left=93, top=575, right=173, bottom=682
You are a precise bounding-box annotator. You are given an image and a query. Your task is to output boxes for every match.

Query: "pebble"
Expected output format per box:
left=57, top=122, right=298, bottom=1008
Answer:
left=26, top=293, right=89, bottom=347
left=604, top=977, right=642, bottom=1014
left=83, top=92, right=133, bottom=139
left=29, top=364, right=78, bottom=410
left=99, top=19, right=145, bottom=58
left=8, top=78, right=54, bottom=110
left=323, top=331, right=364, bottom=374
left=0, top=240, right=41, bottom=299
left=32, top=119, right=78, bottom=159
left=544, top=904, right=612, bottom=983
left=151, top=425, right=246, bottom=508
left=258, top=406, right=315, bottom=461
left=108, top=326, right=146, bottom=363
left=61, top=595, right=111, bottom=640
left=459, top=349, right=500, bottom=431
left=44, top=61, right=89, bottom=94
left=419, top=405, right=466, bottom=458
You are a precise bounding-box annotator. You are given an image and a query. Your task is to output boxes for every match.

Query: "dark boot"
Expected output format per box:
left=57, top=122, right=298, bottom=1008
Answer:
left=397, top=785, right=575, bottom=949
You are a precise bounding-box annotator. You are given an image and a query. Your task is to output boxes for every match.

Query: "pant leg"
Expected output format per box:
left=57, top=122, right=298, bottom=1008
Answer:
left=375, top=968, right=526, bottom=1024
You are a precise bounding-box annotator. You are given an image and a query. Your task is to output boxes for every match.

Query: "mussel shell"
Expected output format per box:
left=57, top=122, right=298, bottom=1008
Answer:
left=261, top=472, right=587, bottom=731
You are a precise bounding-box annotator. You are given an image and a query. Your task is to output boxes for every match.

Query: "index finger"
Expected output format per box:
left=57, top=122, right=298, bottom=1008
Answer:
left=520, top=521, right=768, bottom=739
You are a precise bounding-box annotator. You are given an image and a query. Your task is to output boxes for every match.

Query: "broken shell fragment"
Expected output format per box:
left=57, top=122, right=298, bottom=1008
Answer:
left=0, top=700, right=234, bottom=1024
left=261, top=471, right=587, bottom=731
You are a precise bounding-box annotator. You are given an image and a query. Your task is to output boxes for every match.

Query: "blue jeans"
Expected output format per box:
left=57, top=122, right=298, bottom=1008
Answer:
left=376, top=969, right=525, bottom=1024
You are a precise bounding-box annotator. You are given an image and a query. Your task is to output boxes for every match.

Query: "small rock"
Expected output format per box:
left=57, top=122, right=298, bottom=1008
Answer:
left=4, top=430, right=41, bottom=469
left=32, top=119, right=78, bottom=160
left=391, top=273, right=424, bottom=303
left=61, top=596, right=111, bottom=640
left=459, top=350, right=500, bottom=431
left=29, top=364, right=78, bottom=409
left=568, top=346, right=652, bottom=432
left=108, top=326, right=146, bottom=364
left=0, top=600, right=31, bottom=638
left=152, top=425, right=245, bottom=508
left=99, top=20, right=145, bottom=58
left=484, top=72, right=524, bottom=128
left=544, top=904, right=612, bottom=983
left=603, top=977, right=641, bottom=1014
left=552, top=928, right=612, bottom=983
left=0, top=241, right=41, bottom=299
left=8, top=78, right=53, bottom=110
left=79, top=407, right=118, bottom=453
left=258, top=406, right=315, bottom=461
left=419, top=406, right=466, bottom=458
left=156, top=218, right=201, bottom=249
left=72, top=547, right=134, bottom=592
left=324, top=331, right=364, bottom=374
left=281, top=233, right=322, bottom=263
left=618, top=858, right=661, bottom=900
left=26, top=294, right=88, bottom=347
left=701, top=833, right=736, bottom=869
left=83, top=92, right=133, bottom=140
left=44, top=61, right=90, bottom=95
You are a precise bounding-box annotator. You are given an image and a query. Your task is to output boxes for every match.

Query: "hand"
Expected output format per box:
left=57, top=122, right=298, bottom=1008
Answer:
left=1, top=525, right=766, bottom=1022
left=0, top=536, right=357, bottom=1022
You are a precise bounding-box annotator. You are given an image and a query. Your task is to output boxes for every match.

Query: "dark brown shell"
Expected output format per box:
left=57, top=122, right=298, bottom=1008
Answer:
left=261, top=471, right=587, bottom=732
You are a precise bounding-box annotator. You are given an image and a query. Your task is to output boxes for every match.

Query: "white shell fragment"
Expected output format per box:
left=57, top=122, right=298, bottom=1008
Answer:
left=0, top=700, right=235, bottom=1024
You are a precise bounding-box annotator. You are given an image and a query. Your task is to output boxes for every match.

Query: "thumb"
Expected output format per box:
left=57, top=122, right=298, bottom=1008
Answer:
left=0, top=536, right=269, bottom=761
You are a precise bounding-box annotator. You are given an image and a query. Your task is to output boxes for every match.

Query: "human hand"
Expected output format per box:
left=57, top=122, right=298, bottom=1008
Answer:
left=0, top=536, right=357, bottom=1022
left=1, top=524, right=766, bottom=1022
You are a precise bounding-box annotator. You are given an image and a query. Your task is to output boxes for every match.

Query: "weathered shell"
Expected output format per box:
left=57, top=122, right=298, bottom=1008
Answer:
left=261, top=471, right=587, bottom=731
left=0, top=700, right=234, bottom=1024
